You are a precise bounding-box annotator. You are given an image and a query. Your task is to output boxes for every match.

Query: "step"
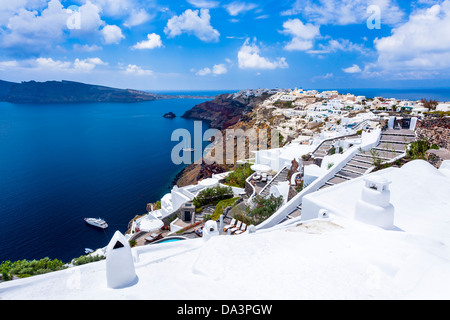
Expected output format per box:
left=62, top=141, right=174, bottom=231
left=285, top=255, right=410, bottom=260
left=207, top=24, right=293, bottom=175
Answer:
left=352, top=155, right=376, bottom=164
left=338, top=169, right=362, bottom=179
left=382, top=130, right=415, bottom=137
left=357, top=152, right=396, bottom=161
left=348, top=160, right=372, bottom=169
left=380, top=135, right=415, bottom=143
left=374, top=143, right=407, bottom=152
left=370, top=149, right=404, bottom=159
left=288, top=208, right=302, bottom=219
left=342, top=164, right=366, bottom=174
left=319, top=184, right=331, bottom=190
left=328, top=176, right=349, bottom=185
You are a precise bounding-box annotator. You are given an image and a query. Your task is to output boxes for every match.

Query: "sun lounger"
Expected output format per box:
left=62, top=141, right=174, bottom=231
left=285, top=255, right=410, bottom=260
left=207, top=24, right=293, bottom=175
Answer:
left=229, top=221, right=242, bottom=234
left=145, top=233, right=162, bottom=243
left=261, top=173, right=267, bottom=182
left=234, top=223, right=247, bottom=235
left=252, top=173, right=261, bottom=181
left=223, top=218, right=236, bottom=232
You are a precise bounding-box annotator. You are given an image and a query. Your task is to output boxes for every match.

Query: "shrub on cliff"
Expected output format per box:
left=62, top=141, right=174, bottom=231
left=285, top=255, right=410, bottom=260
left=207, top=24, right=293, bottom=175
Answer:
left=407, top=139, right=431, bottom=160
left=224, top=164, right=254, bottom=188
left=243, top=194, right=284, bottom=225
left=0, top=257, right=67, bottom=280
left=193, top=185, right=233, bottom=208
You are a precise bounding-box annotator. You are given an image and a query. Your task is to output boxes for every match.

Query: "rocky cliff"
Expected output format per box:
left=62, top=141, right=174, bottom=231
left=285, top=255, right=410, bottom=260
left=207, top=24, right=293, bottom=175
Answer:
left=0, top=80, right=171, bottom=104
left=181, top=92, right=270, bottom=130
left=175, top=92, right=281, bottom=187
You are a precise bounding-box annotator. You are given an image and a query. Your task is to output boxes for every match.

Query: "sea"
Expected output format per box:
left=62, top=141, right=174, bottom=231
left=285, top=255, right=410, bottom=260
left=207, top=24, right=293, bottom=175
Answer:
left=0, top=91, right=229, bottom=263
left=0, top=87, right=449, bottom=264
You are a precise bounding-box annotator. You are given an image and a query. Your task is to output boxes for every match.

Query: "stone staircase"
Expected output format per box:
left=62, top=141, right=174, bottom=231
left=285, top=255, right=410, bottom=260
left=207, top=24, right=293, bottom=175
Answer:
left=311, top=134, right=360, bottom=165
left=320, top=129, right=415, bottom=190
left=259, top=167, right=289, bottom=198
left=283, top=129, right=415, bottom=221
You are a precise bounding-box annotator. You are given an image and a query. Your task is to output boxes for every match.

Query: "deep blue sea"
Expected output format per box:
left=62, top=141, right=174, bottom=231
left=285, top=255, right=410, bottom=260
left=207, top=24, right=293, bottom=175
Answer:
left=0, top=87, right=448, bottom=264
left=0, top=92, right=231, bottom=263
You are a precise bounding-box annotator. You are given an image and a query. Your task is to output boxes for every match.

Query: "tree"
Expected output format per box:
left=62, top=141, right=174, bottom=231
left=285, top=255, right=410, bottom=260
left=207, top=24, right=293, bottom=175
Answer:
left=245, top=194, right=284, bottom=224
left=421, top=98, right=439, bottom=111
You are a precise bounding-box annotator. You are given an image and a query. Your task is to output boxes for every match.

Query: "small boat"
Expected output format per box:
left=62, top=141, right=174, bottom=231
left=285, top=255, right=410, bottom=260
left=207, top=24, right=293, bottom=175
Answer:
left=85, top=248, right=94, bottom=254
left=84, top=217, right=108, bottom=229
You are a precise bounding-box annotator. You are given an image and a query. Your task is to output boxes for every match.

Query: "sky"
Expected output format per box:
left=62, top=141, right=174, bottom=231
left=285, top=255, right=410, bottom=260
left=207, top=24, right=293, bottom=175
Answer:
left=0, top=0, right=450, bottom=91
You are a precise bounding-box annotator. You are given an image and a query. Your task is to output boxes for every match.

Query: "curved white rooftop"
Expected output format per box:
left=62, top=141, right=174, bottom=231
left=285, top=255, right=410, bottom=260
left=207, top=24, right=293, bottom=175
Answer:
left=1, top=160, right=450, bottom=300
left=401, top=159, right=444, bottom=177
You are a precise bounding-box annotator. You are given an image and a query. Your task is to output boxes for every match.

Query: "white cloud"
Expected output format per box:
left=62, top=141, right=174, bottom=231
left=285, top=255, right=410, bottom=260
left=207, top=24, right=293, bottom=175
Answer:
left=101, top=25, right=124, bottom=44
left=195, top=63, right=227, bottom=76
left=35, top=57, right=71, bottom=70
left=132, top=33, right=163, bottom=50
left=124, top=64, right=154, bottom=76
left=73, top=44, right=102, bottom=52
left=373, top=0, right=450, bottom=74
left=281, top=18, right=320, bottom=51
left=238, top=38, right=288, bottom=70
left=196, top=67, right=211, bottom=76
left=224, top=2, right=258, bottom=16
left=307, top=38, right=368, bottom=55
left=282, top=0, right=404, bottom=26
left=0, top=0, right=108, bottom=55
left=0, top=57, right=107, bottom=72
left=1, top=0, right=70, bottom=54
left=212, top=63, right=227, bottom=74
left=124, top=9, right=152, bottom=27
left=73, top=57, right=106, bottom=71
left=342, top=64, right=362, bottom=73
left=164, top=9, right=220, bottom=42
left=75, top=1, right=104, bottom=33
left=186, top=0, right=220, bottom=8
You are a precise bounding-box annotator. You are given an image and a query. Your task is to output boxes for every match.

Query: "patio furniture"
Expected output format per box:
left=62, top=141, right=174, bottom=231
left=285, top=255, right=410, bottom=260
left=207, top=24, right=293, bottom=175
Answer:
left=261, top=172, right=267, bottom=182
left=144, top=233, right=163, bottom=243
left=223, top=218, right=236, bottom=232
left=229, top=221, right=242, bottom=234
left=252, top=172, right=261, bottom=181
left=195, top=227, right=203, bottom=237
left=234, top=223, right=247, bottom=235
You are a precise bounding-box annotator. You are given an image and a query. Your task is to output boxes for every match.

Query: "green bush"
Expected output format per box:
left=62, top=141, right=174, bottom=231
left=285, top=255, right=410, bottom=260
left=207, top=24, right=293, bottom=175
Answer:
left=72, top=254, right=106, bottom=266
left=223, top=164, right=254, bottom=188
left=0, top=257, right=66, bottom=280
left=213, top=197, right=240, bottom=220
left=193, top=185, right=233, bottom=208
left=407, top=139, right=430, bottom=160
left=244, top=194, right=284, bottom=225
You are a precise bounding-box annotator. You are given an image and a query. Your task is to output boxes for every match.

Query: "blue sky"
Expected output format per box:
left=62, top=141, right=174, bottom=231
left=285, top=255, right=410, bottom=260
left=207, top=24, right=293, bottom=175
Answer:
left=0, top=0, right=450, bottom=91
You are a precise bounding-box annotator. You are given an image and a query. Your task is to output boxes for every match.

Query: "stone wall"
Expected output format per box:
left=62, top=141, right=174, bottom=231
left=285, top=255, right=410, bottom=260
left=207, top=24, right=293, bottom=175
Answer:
left=416, top=117, right=450, bottom=150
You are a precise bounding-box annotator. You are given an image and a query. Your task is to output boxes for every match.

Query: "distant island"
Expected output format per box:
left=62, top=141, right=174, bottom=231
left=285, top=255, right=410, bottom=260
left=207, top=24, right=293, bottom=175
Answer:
left=163, top=112, right=176, bottom=119
left=0, top=80, right=215, bottom=104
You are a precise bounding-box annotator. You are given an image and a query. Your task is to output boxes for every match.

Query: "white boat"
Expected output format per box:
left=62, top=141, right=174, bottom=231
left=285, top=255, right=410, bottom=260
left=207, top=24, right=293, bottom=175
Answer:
left=84, top=217, right=108, bottom=229
left=182, top=140, right=195, bottom=152
left=85, top=248, right=94, bottom=254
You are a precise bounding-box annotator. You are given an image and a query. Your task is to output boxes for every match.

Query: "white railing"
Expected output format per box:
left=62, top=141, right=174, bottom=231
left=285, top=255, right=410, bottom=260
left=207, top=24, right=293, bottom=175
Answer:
left=257, top=166, right=288, bottom=197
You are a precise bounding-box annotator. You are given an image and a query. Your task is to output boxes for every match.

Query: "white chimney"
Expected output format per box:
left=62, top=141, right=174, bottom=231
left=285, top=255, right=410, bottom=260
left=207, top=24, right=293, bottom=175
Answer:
left=354, top=176, right=395, bottom=229
left=105, top=231, right=137, bottom=289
